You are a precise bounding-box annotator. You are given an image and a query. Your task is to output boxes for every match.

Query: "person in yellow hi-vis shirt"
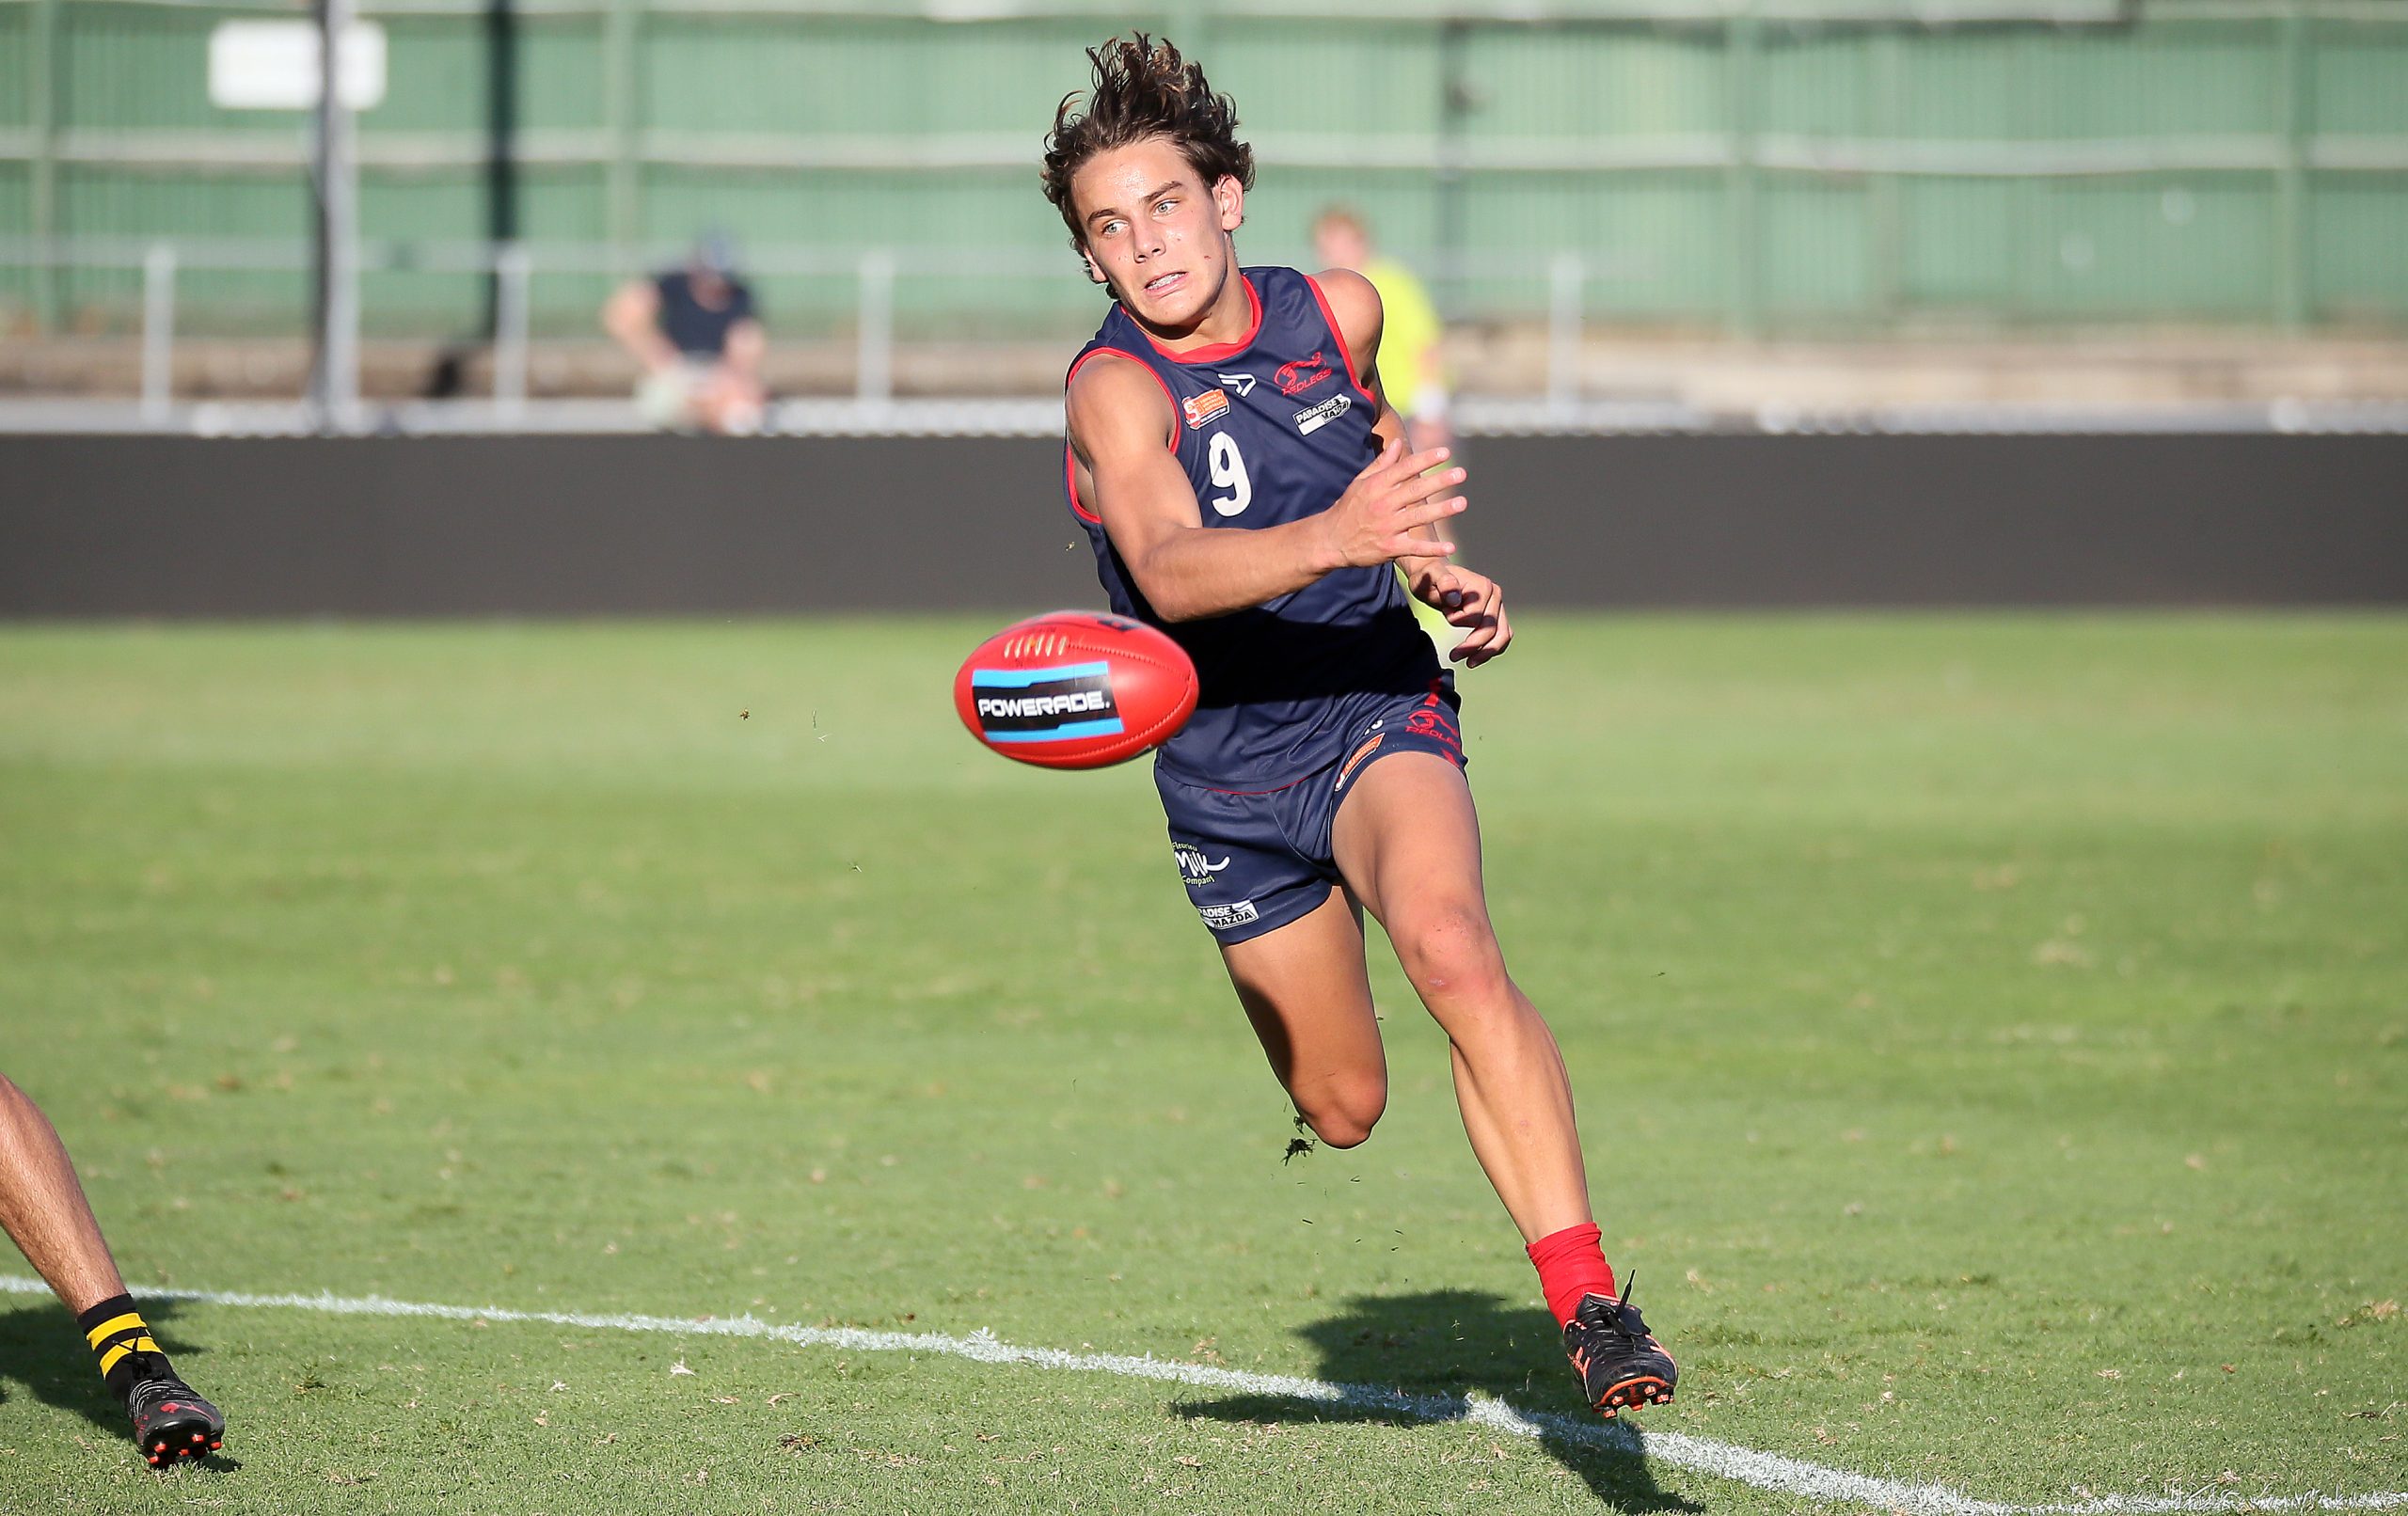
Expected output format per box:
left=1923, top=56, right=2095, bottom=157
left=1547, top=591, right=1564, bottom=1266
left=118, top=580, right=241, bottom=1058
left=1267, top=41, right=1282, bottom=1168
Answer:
left=1314, top=207, right=1451, bottom=454
left=1314, top=207, right=1459, bottom=649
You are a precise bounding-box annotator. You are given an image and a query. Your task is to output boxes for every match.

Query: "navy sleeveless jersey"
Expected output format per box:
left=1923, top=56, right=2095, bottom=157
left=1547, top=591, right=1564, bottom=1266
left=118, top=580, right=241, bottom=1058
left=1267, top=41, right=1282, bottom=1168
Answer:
left=1064, top=266, right=1442, bottom=788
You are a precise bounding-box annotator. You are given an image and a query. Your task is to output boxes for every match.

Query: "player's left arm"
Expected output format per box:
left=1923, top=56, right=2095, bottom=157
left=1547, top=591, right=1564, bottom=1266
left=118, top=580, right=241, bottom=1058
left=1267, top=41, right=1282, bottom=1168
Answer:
left=1317, top=268, right=1512, bottom=667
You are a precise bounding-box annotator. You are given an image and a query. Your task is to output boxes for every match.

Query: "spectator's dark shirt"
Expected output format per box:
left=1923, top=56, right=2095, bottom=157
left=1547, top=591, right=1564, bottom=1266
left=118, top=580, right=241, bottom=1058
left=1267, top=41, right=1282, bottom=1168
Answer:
left=655, top=272, right=755, bottom=358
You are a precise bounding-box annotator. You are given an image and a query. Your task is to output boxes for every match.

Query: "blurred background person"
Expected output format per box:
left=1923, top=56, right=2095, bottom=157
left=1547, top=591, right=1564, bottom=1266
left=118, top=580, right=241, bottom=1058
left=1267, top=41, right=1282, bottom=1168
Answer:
left=1314, top=205, right=1461, bottom=653
left=603, top=232, right=767, bottom=435
left=1313, top=206, right=1450, bottom=455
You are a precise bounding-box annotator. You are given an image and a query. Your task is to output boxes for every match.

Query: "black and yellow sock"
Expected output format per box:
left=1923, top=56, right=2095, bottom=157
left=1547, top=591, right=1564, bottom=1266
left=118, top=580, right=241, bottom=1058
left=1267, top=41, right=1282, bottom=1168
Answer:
left=76, top=1293, right=165, bottom=1399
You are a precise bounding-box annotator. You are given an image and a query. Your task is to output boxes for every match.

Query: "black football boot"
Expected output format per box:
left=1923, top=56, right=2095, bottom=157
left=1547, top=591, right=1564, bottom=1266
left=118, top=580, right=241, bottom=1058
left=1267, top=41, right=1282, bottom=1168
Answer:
left=118, top=1351, right=226, bottom=1466
left=1561, top=1274, right=1678, bottom=1417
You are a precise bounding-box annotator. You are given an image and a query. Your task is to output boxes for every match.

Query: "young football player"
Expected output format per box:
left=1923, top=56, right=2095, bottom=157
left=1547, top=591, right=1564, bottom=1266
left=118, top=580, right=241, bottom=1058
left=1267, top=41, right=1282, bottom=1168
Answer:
left=0, top=1072, right=226, bottom=1464
left=1042, top=35, right=1676, bottom=1417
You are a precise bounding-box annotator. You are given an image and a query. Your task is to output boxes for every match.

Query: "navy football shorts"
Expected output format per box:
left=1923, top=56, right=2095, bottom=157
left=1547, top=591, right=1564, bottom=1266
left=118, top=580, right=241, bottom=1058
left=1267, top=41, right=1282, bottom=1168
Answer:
left=1156, top=685, right=1466, bottom=945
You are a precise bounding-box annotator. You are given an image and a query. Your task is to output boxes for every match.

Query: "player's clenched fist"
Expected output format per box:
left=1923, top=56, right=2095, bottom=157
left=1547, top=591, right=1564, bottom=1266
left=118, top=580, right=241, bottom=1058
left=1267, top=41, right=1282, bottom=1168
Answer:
left=1412, top=562, right=1513, bottom=668
left=1313, top=440, right=1466, bottom=572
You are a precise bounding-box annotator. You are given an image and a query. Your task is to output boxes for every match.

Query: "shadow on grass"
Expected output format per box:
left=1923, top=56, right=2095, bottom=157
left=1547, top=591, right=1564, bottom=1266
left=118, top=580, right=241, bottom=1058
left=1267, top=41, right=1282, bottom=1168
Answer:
left=0, top=1294, right=237, bottom=1471
left=1180, top=1288, right=1700, bottom=1512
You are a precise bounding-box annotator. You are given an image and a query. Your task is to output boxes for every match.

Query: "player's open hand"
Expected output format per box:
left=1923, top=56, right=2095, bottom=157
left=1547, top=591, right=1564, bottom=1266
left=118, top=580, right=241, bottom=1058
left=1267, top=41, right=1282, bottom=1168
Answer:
left=1414, top=564, right=1513, bottom=667
left=1316, top=440, right=1466, bottom=571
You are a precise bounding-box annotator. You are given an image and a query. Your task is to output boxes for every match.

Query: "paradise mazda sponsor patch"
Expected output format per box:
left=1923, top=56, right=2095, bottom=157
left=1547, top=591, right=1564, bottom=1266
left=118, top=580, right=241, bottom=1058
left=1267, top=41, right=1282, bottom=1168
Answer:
left=1197, top=900, right=1261, bottom=930
left=1293, top=395, right=1352, bottom=435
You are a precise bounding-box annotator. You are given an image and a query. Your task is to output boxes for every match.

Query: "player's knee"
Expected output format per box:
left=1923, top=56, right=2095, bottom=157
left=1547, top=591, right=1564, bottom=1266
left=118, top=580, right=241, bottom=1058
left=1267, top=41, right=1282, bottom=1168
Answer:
left=1300, top=1077, right=1386, bottom=1149
left=1394, top=904, right=1507, bottom=1004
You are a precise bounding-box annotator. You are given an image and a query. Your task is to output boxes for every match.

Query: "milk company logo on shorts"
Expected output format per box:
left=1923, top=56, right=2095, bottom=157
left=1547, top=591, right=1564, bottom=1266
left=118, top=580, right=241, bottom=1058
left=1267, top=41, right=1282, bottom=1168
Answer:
left=1275, top=352, right=1337, bottom=397
left=1293, top=395, right=1351, bottom=435
left=1173, top=844, right=1229, bottom=888
left=1181, top=389, right=1230, bottom=429
left=1197, top=900, right=1260, bottom=930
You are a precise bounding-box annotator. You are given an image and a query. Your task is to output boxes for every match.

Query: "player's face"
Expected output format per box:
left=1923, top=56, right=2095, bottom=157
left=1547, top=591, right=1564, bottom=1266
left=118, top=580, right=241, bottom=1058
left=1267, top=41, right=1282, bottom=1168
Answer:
left=1070, top=138, right=1244, bottom=334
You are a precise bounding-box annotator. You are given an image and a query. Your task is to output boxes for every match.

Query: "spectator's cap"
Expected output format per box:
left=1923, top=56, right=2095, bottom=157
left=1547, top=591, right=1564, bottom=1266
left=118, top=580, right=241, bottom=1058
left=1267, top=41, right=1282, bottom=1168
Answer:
left=692, top=229, right=738, bottom=276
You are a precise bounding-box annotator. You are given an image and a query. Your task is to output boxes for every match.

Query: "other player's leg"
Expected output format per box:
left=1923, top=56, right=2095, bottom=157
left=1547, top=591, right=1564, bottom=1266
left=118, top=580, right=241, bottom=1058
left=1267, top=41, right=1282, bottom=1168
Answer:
left=1329, top=753, right=1675, bottom=1414
left=1218, top=890, right=1387, bottom=1150
left=0, top=1074, right=226, bottom=1463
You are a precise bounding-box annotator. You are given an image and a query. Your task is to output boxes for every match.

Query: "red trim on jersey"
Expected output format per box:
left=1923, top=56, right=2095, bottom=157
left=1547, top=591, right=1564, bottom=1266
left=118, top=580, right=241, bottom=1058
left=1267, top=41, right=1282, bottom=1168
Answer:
left=1138, top=274, right=1262, bottom=366
left=1304, top=273, right=1379, bottom=405
left=1062, top=443, right=1101, bottom=525
left=1063, top=346, right=1177, bottom=528
left=1064, top=345, right=1180, bottom=455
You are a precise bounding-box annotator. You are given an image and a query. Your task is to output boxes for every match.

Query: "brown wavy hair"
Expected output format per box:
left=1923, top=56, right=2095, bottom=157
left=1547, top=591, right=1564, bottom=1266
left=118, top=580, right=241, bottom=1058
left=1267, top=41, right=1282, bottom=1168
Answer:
left=1041, top=35, right=1255, bottom=250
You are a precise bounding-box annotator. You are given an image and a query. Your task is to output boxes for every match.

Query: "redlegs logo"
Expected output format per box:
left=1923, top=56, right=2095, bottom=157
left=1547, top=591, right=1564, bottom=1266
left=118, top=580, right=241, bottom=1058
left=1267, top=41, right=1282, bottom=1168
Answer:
left=1275, top=352, right=1338, bottom=397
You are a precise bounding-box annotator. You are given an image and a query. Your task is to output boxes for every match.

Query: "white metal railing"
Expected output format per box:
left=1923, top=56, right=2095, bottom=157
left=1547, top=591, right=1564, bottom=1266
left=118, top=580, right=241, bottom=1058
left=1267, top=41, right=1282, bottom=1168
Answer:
left=0, top=236, right=1642, bottom=425
left=139, top=242, right=175, bottom=424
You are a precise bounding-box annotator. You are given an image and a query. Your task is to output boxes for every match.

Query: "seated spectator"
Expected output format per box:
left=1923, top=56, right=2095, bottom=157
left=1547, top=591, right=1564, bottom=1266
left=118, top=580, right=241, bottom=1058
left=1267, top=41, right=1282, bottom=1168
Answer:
left=603, top=233, right=767, bottom=434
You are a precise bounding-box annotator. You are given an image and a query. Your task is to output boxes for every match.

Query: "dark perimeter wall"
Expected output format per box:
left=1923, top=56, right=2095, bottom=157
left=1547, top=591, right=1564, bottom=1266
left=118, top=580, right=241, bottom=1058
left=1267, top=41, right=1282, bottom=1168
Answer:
left=3, top=434, right=2402, bottom=616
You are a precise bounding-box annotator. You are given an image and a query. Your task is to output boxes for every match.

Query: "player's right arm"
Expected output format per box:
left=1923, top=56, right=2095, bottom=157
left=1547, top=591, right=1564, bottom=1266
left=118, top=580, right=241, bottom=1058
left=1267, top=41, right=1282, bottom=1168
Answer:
left=1067, top=354, right=1466, bottom=623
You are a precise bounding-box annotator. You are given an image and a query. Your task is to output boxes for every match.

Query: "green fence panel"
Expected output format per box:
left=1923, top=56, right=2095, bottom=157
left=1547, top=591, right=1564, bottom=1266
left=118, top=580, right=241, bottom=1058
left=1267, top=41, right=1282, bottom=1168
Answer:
left=638, top=166, right=1041, bottom=261
left=1899, top=178, right=2016, bottom=315
left=2023, top=177, right=2279, bottom=321
left=1465, top=25, right=1727, bottom=138
left=1897, top=28, right=2020, bottom=139
left=59, top=3, right=287, bottom=135
left=2018, top=20, right=2278, bottom=138
left=57, top=166, right=307, bottom=333
left=1761, top=179, right=1874, bottom=321
left=1456, top=171, right=1721, bottom=321
left=519, top=16, right=607, bottom=134
left=642, top=15, right=1105, bottom=136
left=2311, top=175, right=2408, bottom=326
left=1204, top=21, right=1447, bottom=139
left=2312, top=18, right=2408, bottom=135
left=372, top=18, right=492, bottom=134
left=1, top=6, right=30, bottom=130
left=0, top=163, right=30, bottom=318
left=1757, top=27, right=1876, bottom=137
left=9, top=4, right=2407, bottom=337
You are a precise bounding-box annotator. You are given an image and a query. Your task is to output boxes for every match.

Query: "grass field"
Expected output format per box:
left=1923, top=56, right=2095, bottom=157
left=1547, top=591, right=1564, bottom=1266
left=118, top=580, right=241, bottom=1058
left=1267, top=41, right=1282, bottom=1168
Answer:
left=0, top=615, right=2400, bottom=1514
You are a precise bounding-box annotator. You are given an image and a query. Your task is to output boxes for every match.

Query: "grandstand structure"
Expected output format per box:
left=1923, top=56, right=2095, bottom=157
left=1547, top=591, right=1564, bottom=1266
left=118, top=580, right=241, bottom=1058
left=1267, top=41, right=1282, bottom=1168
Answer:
left=3, top=0, right=2406, bottom=427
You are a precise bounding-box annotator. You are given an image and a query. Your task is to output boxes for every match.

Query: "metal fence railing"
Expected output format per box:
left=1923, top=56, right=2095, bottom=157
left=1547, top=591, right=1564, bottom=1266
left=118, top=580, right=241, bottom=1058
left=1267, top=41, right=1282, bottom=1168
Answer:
left=0, top=237, right=1633, bottom=429
left=12, top=234, right=2408, bottom=439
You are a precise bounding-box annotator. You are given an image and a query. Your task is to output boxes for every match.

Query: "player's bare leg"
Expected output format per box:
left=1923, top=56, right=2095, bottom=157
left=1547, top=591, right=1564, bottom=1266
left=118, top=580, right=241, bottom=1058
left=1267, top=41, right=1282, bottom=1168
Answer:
left=1219, top=892, right=1387, bottom=1149
left=1329, top=753, right=1589, bottom=1239
left=0, top=1074, right=128, bottom=1315
left=1330, top=753, right=1676, bottom=1414
left=0, top=1074, right=226, bottom=1463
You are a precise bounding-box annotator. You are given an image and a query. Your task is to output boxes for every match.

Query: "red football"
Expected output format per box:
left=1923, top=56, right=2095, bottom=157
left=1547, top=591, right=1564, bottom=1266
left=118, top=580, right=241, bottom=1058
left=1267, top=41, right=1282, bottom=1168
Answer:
left=955, top=610, right=1199, bottom=770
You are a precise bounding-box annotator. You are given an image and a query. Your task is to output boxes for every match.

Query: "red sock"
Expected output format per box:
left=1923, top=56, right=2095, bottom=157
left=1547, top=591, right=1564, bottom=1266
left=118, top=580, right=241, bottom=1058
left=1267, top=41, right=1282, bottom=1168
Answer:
left=1527, top=1223, right=1617, bottom=1327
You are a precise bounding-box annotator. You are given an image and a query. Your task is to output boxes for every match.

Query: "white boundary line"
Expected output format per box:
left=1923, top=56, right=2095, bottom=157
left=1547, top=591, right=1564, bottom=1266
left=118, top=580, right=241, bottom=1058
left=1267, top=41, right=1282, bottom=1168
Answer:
left=3, top=1274, right=2398, bottom=1513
